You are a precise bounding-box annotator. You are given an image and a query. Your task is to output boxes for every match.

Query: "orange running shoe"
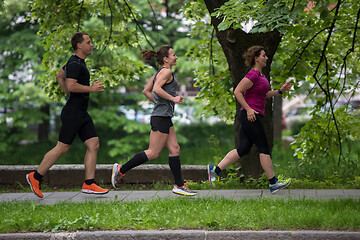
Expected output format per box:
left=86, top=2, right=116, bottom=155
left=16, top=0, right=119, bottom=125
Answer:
left=26, top=171, right=43, bottom=198
left=81, top=182, right=109, bottom=195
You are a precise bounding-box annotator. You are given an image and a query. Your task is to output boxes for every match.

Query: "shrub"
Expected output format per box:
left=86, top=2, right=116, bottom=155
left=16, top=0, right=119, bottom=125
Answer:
left=291, top=106, right=360, bottom=181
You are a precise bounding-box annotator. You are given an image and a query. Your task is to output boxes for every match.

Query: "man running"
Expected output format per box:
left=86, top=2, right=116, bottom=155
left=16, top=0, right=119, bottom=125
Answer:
left=26, top=32, right=108, bottom=198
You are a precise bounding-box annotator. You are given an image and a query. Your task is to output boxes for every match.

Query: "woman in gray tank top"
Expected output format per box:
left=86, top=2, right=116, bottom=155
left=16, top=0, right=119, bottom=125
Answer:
left=111, top=46, right=197, bottom=196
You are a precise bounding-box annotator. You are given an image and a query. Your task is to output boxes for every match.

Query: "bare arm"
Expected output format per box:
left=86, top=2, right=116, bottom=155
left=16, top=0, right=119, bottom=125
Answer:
left=234, top=77, right=257, bottom=122
left=266, top=82, right=292, bottom=98
left=65, top=78, right=104, bottom=93
left=142, top=75, right=155, bottom=103
left=56, top=68, right=68, bottom=94
left=152, top=69, right=183, bottom=104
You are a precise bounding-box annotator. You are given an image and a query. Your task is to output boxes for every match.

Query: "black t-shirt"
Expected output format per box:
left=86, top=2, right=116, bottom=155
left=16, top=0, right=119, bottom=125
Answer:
left=64, top=55, right=90, bottom=110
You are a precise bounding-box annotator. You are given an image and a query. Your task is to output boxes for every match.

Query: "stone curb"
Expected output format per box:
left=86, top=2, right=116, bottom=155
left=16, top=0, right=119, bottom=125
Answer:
left=0, top=230, right=359, bottom=240
left=0, top=164, right=208, bottom=187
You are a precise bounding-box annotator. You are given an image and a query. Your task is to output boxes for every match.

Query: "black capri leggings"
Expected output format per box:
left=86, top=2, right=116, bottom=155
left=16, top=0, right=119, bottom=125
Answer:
left=236, top=110, right=270, bottom=157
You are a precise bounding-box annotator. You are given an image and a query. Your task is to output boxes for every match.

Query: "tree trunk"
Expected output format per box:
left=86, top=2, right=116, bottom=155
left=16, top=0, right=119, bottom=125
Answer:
left=273, top=95, right=283, bottom=139
left=38, top=104, right=50, bottom=141
left=204, top=0, right=282, bottom=179
left=163, top=0, right=170, bottom=18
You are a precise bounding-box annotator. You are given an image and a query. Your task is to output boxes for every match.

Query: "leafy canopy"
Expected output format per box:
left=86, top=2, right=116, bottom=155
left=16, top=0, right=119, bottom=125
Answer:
left=30, top=0, right=146, bottom=101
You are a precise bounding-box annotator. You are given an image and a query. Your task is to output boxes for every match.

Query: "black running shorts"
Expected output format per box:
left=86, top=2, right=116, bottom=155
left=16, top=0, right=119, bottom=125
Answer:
left=150, top=116, right=173, bottom=134
left=58, top=106, right=97, bottom=145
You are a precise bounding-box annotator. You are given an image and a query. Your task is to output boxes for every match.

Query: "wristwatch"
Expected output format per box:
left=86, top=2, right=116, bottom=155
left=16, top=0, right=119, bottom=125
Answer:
left=278, top=89, right=283, bottom=95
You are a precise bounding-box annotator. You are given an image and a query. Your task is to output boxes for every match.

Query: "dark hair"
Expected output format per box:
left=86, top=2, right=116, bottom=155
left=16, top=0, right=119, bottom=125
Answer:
left=142, top=46, right=172, bottom=65
left=71, top=32, right=89, bottom=50
left=243, top=46, right=265, bottom=67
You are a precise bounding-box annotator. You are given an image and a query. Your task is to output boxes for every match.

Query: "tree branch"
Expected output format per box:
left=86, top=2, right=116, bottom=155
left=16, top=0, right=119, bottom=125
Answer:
left=97, top=0, right=113, bottom=61
left=333, top=7, right=360, bottom=112
left=333, top=6, right=360, bottom=120
left=312, top=0, right=343, bottom=165
left=290, top=0, right=296, bottom=12
left=123, top=0, right=154, bottom=50
left=77, top=0, right=84, bottom=32
left=351, top=6, right=360, bottom=50
left=290, top=27, right=328, bottom=72
left=147, top=0, right=159, bottom=43
left=209, top=28, right=215, bottom=75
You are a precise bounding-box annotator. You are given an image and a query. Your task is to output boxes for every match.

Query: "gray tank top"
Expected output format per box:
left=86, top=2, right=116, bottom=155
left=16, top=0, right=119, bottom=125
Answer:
left=151, top=67, right=178, bottom=117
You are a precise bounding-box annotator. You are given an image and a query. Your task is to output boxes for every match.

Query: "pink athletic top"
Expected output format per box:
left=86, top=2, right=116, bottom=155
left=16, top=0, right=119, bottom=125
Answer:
left=240, top=69, right=271, bottom=116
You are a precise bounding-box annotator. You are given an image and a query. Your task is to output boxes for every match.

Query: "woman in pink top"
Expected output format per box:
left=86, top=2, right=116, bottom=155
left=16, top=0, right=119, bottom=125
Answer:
left=208, top=46, right=292, bottom=193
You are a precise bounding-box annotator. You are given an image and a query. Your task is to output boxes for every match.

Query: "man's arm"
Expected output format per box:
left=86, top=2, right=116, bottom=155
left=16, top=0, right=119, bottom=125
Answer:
left=56, top=68, right=68, bottom=94
left=65, top=78, right=104, bottom=93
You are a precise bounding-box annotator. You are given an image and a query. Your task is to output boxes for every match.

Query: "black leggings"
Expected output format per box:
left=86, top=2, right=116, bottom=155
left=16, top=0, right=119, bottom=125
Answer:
left=236, top=110, right=270, bottom=157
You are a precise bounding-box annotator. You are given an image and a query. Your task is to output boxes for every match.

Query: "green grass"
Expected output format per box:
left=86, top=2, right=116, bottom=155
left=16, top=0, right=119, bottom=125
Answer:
left=0, top=198, right=359, bottom=233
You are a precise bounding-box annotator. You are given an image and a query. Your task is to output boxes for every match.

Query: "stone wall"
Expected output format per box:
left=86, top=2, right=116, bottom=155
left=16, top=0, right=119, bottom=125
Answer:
left=0, top=164, right=208, bottom=187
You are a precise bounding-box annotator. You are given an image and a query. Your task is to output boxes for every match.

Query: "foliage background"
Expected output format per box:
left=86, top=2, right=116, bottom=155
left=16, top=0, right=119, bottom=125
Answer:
left=0, top=0, right=359, bottom=183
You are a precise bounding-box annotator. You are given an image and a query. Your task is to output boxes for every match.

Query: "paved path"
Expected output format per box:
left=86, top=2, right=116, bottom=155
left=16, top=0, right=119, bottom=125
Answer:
left=0, top=189, right=359, bottom=205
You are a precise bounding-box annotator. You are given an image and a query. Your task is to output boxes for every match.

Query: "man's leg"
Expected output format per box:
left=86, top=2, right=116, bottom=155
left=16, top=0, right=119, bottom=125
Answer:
left=83, top=137, right=99, bottom=180
left=81, top=137, right=108, bottom=194
left=27, top=141, right=70, bottom=198
left=37, top=141, right=71, bottom=175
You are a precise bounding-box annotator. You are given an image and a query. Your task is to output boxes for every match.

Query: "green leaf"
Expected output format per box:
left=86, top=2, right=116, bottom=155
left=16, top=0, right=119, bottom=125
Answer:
left=217, top=21, right=229, bottom=31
